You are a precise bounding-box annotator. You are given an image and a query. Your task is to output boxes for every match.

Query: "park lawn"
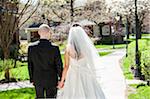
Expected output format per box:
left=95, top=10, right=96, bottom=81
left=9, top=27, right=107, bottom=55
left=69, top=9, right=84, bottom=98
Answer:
left=142, top=33, right=150, bottom=37
left=95, top=44, right=126, bottom=49
left=0, top=88, right=35, bottom=99
left=122, top=38, right=150, bottom=79
left=99, top=51, right=112, bottom=56
left=130, top=33, right=150, bottom=37
left=0, top=66, right=29, bottom=81
left=128, top=84, right=150, bottom=99
left=0, top=61, right=28, bottom=80
left=122, top=57, right=134, bottom=79
left=0, top=51, right=112, bottom=81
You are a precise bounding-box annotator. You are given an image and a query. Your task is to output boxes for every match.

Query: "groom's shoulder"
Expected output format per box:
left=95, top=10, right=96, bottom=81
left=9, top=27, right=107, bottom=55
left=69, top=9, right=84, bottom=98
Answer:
left=28, top=41, right=40, bottom=47
left=28, top=41, right=40, bottom=50
left=51, top=44, right=60, bottom=51
left=51, top=44, right=59, bottom=50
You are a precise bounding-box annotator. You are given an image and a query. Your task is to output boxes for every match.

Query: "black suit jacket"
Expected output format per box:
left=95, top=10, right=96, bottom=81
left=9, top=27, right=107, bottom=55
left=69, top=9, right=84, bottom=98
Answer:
left=28, top=39, right=63, bottom=87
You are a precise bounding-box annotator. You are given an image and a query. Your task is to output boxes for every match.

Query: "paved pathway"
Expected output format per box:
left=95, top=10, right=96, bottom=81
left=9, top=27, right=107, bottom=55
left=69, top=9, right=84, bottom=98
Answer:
left=126, top=79, right=146, bottom=85
left=0, top=81, right=33, bottom=91
left=96, top=49, right=127, bottom=99
left=0, top=49, right=129, bottom=99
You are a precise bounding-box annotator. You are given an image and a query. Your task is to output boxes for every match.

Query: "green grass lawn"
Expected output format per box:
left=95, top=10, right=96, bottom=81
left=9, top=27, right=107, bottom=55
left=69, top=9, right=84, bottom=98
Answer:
left=0, top=88, right=35, bottom=99
left=122, top=57, right=134, bottom=79
left=99, top=51, right=112, bottom=56
left=122, top=38, right=150, bottom=79
left=128, top=84, right=150, bottom=99
left=95, top=44, right=126, bottom=49
left=142, top=33, right=150, bottom=37
left=0, top=61, right=28, bottom=81
left=130, top=33, right=150, bottom=37
left=0, top=66, right=29, bottom=81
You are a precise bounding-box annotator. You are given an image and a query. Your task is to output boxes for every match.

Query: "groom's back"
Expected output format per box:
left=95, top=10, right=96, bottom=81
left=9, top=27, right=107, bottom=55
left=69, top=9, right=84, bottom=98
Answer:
left=31, top=42, right=56, bottom=71
left=28, top=39, right=62, bottom=87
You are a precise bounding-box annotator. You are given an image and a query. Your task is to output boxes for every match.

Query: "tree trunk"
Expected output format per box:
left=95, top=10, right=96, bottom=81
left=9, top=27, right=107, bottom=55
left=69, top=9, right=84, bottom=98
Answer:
left=3, top=47, right=10, bottom=59
left=13, top=58, right=17, bottom=68
left=3, top=47, right=11, bottom=82
left=147, top=80, right=150, bottom=86
left=4, top=68, right=10, bottom=82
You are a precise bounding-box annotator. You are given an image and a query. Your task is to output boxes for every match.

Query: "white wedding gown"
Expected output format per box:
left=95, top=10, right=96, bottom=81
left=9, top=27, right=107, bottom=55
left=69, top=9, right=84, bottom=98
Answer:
left=57, top=56, right=106, bottom=99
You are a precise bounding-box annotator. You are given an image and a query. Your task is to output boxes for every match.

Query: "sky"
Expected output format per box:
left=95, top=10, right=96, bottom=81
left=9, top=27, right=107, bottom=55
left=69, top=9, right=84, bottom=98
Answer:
left=20, top=0, right=37, bottom=4
left=74, top=0, right=125, bottom=8
left=74, top=0, right=87, bottom=8
left=20, top=0, right=147, bottom=7
left=105, top=0, right=124, bottom=4
left=20, top=0, right=124, bottom=4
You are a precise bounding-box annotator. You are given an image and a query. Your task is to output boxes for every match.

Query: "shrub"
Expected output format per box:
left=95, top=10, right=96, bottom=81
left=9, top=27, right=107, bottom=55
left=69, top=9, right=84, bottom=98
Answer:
left=19, top=43, right=28, bottom=55
left=128, top=84, right=150, bottom=99
left=141, top=50, right=150, bottom=81
left=0, top=59, right=14, bottom=72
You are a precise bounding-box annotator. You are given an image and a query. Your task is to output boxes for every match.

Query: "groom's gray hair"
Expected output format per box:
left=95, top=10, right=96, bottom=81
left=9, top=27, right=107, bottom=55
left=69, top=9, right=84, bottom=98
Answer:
left=38, top=24, right=52, bottom=34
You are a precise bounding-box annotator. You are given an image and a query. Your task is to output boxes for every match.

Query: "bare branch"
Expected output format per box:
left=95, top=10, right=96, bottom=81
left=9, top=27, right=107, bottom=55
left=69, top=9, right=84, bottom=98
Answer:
left=51, top=8, right=65, bottom=21
left=18, top=1, right=40, bottom=28
left=18, top=0, right=30, bottom=20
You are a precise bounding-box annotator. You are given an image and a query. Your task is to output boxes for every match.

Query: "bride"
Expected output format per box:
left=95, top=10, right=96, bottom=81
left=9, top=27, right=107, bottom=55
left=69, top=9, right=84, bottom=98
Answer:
left=57, top=24, right=106, bottom=99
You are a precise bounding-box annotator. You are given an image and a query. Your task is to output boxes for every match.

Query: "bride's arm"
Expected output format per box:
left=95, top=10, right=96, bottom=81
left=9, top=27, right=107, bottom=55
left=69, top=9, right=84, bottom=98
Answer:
left=59, top=50, right=70, bottom=88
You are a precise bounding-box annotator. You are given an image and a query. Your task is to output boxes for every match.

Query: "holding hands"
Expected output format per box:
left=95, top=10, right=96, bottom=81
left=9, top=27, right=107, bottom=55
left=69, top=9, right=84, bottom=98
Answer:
left=57, top=81, right=64, bottom=89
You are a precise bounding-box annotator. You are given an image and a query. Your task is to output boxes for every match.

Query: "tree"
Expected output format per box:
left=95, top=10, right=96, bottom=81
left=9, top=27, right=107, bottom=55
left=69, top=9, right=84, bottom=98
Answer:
left=87, top=1, right=107, bottom=37
left=66, top=0, right=108, bottom=37
left=36, top=0, right=108, bottom=38
left=108, top=0, right=150, bottom=38
left=39, top=0, right=107, bottom=23
left=36, top=0, right=70, bottom=23
left=0, top=0, right=39, bottom=81
left=110, top=0, right=150, bottom=78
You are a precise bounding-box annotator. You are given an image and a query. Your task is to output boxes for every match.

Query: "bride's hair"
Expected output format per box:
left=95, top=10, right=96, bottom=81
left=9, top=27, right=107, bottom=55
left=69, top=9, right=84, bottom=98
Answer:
left=72, top=24, right=81, bottom=27
left=73, top=40, right=81, bottom=59
left=72, top=22, right=81, bottom=27
left=70, top=23, right=82, bottom=59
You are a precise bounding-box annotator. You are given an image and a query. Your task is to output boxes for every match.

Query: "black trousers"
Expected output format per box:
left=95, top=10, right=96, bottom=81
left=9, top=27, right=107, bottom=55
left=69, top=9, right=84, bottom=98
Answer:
left=35, top=85, right=57, bottom=99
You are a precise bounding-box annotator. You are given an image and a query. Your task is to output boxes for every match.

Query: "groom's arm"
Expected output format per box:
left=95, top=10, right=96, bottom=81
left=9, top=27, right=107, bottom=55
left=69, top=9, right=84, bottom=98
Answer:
left=28, top=46, right=34, bottom=83
left=54, top=46, right=63, bottom=80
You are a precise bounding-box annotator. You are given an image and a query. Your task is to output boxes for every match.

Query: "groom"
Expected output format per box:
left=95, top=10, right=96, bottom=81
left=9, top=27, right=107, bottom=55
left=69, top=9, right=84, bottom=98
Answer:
left=28, top=24, right=63, bottom=98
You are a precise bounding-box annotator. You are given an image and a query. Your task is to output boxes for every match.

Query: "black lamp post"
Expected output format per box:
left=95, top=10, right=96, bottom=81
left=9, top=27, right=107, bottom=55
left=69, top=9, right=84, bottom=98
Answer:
left=111, top=22, right=115, bottom=49
left=112, top=34, right=115, bottom=49
left=134, top=0, right=141, bottom=79
left=126, top=16, right=129, bottom=57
